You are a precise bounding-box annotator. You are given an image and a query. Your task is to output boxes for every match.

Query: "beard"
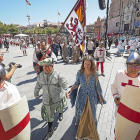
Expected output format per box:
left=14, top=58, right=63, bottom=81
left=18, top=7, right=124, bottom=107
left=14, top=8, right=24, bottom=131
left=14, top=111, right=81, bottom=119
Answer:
left=41, top=49, right=46, bottom=54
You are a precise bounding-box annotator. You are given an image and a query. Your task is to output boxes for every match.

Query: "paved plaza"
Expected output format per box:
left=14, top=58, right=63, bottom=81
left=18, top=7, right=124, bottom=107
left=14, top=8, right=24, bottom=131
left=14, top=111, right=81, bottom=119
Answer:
left=2, top=44, right=128, bottom=140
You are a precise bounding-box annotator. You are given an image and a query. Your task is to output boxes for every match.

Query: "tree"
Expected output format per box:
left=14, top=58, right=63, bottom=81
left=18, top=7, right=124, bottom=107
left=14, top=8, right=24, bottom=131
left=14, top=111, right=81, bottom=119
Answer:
left=8, top=24, right=19, bottom=35
left=0, top=21, right=19, bottom=35
left=0, top=22, right=4, bottom=34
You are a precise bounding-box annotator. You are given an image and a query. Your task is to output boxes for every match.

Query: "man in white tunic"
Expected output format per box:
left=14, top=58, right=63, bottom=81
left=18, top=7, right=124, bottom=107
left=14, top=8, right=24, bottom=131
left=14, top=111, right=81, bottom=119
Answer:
left=0, top=65, right=21, bottom=110
left=118, top=37, right=126, bottom=50
left=111, top=52, right=140, bottom=116
left=94, top=42, right=106, bottom=76
left=129, top=37, right=138, bottom=53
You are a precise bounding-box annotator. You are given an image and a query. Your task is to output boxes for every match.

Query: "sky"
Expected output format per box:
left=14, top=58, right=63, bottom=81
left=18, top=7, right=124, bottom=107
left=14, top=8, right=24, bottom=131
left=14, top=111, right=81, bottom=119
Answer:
left=0, top=0, right=109, bottom=26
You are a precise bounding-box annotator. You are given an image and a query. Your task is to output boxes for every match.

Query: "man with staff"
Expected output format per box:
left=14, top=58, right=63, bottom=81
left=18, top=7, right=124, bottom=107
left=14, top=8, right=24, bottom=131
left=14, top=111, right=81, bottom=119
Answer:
left=33, top=41, right=57, bottom=75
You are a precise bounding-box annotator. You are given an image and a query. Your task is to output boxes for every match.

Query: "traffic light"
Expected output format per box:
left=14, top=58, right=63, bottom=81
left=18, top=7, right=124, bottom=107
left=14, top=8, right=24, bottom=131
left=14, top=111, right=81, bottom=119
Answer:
left=98, top=0, right=106, bottom=10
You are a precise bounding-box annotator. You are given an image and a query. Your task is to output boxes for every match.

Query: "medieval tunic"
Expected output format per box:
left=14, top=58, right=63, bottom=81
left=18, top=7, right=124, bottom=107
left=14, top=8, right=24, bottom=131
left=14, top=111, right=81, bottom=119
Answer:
left=34, top=70, right=68, bottom=122
left=129, top=39, right=138, bottom=51
left=72, top=45, right=79, bottom=63
left=118, top=41, right=126, bottom=50
left=33, top=50, right=57, bottom=73
left=33, top=48, right=40, bottom=66
left=20, top=42, right=26, bottom=51
left=111, top=70, right=140, bottom=116
left=94, top=47, right=106, bottom=73
left=62, top=45, right=70, bottom=62
left=0, top=81, right=21, bottom=110
left=74, top=71, right=106, bottom=126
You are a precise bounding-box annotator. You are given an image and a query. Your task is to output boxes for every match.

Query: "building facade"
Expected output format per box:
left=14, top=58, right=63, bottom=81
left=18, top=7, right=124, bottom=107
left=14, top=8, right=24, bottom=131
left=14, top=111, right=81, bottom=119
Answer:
left=108, top=0, right=140, bottom=35
left=17, top=26, right=27, bottom=33
left=86, top=24, right=95, bottom=36
left=94, top=17, right=102, bottom=36
left=101, top=18, right=106, bottom=37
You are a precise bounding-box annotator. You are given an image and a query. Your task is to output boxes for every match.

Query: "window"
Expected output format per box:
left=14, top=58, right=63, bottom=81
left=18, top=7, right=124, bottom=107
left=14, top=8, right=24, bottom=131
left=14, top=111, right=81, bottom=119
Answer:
left=122, top=2, right=124, bottom=8
left=126, top=15, right=129, bottom=20
left=116, top=22, right=119, bottom=27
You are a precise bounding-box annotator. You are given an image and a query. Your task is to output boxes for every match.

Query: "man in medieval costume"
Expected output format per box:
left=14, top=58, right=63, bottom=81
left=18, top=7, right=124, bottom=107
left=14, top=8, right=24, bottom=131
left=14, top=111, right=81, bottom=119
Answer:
left=62, top=42, right=70, bottom=63
left=94, top=42, right=106, bottom=76
left=129, top=37, right=138, bottom=53
left=33, top=41, right=57, bottom=75
left=34, top=58, right=68, bottom=140
left=111, top=52, right=140, bottom=117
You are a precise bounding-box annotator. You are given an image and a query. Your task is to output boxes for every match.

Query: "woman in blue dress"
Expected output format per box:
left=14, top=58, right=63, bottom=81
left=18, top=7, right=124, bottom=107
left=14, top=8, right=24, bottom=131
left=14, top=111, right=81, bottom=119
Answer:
left=66, top=55, right=106, bottom=139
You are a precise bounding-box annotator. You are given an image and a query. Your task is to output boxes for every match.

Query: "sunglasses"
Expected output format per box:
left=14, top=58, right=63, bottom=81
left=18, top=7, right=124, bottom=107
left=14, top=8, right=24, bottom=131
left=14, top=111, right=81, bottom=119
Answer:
left=128, top=65, right=140, bottom=69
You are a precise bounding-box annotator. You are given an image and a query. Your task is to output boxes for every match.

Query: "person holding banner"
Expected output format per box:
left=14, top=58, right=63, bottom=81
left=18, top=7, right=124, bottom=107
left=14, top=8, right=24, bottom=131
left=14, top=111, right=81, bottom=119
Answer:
left=111, top=52, right=140, bottom=116
left=33, top=41, right=57, bottom=75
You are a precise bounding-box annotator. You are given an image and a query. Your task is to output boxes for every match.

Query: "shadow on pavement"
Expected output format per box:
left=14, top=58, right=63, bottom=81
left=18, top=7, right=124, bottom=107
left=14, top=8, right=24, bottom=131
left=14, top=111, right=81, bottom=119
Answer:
left=29, top=106, right=35, bottom=111
left=60, top=117, right=77, bottom=140
left=27, top=71, right=36, bottom=75
left=123, top=56, right=128, bottom=59
left=56, top=61, right=64, bottom=64
left=28, top=98, right=42, bottom=108
left=30, top=118, right=47, bottom=140
left=16, top=77, right=37, bottom=86
left=13, top=56, right=23, bottom=58
left=31, top=113, right=59, bottom=140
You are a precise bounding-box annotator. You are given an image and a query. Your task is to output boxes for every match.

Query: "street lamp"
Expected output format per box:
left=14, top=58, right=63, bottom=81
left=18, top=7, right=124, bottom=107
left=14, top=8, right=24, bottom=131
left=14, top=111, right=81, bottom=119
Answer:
left=43, top=20, right=49, bottom=44
left=104, top=0, right=109, bottom=49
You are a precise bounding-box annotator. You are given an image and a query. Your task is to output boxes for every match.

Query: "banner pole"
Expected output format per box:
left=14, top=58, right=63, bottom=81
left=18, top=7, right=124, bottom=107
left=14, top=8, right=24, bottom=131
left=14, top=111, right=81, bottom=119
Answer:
left=45, top=0, right=80, bottom=53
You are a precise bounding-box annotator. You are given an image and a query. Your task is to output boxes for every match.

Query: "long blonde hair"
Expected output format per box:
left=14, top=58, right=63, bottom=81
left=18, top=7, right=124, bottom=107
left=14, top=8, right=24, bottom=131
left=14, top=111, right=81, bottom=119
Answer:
left=79, top=55, right=98, bottom=83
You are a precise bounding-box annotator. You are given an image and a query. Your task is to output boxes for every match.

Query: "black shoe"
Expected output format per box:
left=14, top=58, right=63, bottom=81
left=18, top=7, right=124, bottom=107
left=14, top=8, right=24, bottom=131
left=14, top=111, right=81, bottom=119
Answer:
left=59, top=113, right=63, bottom=121
left=43, top=129, right=54, bottom=140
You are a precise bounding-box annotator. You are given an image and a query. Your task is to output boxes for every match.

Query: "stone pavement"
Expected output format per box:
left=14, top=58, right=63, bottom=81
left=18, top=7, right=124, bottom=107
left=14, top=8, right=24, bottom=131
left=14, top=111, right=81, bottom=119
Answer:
left=2, top=44, right=129, bottom=140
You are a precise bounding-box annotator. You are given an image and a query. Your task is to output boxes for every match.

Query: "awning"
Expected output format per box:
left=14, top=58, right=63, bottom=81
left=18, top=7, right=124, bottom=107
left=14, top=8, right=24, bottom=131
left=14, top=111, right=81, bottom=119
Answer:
left=14, top=34, right=29, bottom=37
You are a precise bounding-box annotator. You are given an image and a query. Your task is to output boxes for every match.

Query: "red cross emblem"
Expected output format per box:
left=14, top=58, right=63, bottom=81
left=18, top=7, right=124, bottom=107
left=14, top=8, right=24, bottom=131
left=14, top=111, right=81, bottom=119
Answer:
left=0, top=112, right=30, bottom=140
left=99, top=49, right=103, bottom=55
left=121, top=80, right=139, bottom=87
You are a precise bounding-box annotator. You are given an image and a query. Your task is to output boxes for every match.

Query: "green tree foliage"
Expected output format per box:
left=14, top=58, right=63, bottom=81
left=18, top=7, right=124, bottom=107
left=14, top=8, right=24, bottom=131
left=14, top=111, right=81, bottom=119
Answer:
left=0, top=21, right=19, bottom=35
left=21, top=27, right=59, bottom=35
left=9, top=24, right=19, bottom=35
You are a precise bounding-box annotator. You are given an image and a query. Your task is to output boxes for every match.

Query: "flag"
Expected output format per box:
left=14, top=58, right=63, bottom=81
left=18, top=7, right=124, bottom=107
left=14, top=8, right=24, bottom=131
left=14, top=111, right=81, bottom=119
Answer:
left=58, top=11, right=60, bottom=16
left=25, top=0, right=31, bottom=5
left=64, top=0, right=86, bottom=54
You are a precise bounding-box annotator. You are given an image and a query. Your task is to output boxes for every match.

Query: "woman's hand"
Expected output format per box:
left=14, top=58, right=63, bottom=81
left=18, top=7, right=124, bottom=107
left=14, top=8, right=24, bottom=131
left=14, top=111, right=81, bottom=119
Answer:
left=66, top=88, right=72, bottom=99
left=99, top=96, right=103, bottom=104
